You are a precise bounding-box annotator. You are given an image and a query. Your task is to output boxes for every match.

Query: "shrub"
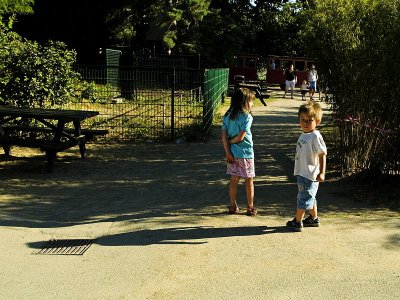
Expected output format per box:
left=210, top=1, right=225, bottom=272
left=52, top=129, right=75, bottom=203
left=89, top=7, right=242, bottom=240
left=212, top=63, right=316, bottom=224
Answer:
left=302, top=0, right=400, bottom=177
left=0, top=26, right=80, bottom=108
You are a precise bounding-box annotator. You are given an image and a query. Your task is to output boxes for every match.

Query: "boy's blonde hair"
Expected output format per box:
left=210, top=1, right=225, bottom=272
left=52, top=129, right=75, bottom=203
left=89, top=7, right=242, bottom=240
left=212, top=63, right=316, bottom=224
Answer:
left=298, top=101, right=323, bottom=122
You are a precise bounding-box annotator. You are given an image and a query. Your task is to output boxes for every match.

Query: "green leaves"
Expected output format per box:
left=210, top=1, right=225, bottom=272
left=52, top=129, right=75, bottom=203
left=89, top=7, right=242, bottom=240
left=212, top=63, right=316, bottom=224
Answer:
left=0, top=28, right=79, bottom=108
left=0, top=0, right=34, bottom=27
left=302, top=0, right=400, bottom=176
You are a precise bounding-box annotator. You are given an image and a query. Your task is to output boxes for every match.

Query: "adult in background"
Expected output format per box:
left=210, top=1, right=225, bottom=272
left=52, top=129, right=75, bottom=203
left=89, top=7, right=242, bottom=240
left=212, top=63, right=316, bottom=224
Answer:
left=270, top=59, right=276, bottom=70
left=308, top=64, right=318, bottom=100
left=283, top=64, right=297, bottom=99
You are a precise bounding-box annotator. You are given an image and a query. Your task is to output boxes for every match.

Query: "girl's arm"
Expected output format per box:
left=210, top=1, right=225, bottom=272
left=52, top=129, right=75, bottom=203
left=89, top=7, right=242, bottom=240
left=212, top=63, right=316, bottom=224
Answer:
left=221, top=130, right=234, bottom=163
left=229, top=130, right=246, bottom=144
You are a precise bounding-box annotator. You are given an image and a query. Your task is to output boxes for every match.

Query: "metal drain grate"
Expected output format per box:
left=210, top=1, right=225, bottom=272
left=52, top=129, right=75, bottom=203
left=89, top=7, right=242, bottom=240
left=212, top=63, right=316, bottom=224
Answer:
left=33, top=239, right=96, bottom=255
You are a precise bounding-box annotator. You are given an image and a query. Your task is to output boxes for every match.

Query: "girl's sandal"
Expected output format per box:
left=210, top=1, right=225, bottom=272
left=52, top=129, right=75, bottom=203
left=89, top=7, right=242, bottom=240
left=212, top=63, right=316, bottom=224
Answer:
left=228, top=204, right=239, bottom=214
left=246, top=206, right=257, bottom=216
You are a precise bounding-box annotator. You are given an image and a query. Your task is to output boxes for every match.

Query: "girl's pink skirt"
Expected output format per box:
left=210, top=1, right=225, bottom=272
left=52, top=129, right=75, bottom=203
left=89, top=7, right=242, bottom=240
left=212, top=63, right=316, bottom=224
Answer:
left=226, top=158, right=255, bottom=178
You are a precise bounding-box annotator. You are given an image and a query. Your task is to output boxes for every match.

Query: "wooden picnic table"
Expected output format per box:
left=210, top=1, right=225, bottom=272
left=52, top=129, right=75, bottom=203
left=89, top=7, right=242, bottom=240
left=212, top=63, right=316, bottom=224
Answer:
left=237, top=82, right=269, bottom=106
left=0, top=105, right=107, bottom=171
left=232, top=75, right=269, bottom=106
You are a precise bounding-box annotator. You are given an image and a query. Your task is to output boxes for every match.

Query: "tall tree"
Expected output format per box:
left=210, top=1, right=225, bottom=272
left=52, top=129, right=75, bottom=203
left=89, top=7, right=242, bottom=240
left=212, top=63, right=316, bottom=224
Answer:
left=106, top=0, right=212, bottom=54
left=252, top=0, right=306, bottom=56
left=14, top=0, right=111, bottom=63
left=14, top=0, right=309, bottom=65
left=0, top=0, right=34, bottom=27
left=302, top=0, right=400, bottom=178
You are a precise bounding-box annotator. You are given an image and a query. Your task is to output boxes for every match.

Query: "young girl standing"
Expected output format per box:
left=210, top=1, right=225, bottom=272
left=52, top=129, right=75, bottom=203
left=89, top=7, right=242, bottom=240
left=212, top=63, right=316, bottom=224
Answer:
left=221, top=88, right=257, bottom=216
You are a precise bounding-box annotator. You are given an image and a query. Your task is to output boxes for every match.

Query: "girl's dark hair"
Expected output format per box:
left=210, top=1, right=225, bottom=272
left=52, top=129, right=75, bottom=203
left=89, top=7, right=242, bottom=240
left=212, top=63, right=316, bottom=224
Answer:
left=225, top=88, right=253, bottom=120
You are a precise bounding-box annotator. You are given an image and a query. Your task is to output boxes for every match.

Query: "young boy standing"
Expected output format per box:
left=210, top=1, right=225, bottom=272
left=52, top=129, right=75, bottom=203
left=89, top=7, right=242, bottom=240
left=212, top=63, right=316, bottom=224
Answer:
left=287, top=102, right=327, bottom=232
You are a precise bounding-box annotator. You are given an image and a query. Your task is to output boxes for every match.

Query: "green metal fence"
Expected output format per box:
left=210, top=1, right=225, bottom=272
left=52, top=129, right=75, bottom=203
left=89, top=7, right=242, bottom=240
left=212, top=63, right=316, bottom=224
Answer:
left=71, top=66, right=228, bottom=142
left=203, top=69, right=229, bottom=136
left=105, top=49, right=121, bottom=87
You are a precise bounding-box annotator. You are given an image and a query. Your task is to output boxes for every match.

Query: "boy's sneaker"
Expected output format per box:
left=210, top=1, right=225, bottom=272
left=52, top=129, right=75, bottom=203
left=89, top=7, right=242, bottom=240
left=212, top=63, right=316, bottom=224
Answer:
left=286, top=218, right=303, bottom=232
left=303, top=215, right=320, bottom=227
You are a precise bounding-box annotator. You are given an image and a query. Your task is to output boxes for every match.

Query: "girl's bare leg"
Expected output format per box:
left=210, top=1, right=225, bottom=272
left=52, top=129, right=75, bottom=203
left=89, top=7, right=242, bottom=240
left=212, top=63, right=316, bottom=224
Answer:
left=245, top=177, right=254, bottom=208
left=229, top=176, right=240, bottom=207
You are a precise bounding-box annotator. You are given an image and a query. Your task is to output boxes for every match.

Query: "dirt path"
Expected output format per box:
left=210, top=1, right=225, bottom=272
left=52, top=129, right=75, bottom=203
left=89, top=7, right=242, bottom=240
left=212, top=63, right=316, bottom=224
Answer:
left=0, top=93, right=399, bottom=299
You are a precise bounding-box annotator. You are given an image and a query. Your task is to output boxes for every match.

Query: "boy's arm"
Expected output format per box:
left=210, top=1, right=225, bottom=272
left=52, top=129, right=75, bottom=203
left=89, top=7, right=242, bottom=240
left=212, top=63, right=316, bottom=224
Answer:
left=221, top=130, right=234, bottom=163
left=316, top=152, right=326, bottom=182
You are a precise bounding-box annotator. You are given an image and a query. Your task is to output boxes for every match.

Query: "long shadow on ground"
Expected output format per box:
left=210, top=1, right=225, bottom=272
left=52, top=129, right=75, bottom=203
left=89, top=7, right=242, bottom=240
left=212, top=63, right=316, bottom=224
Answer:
left=27, top=225, right=293, bottom=249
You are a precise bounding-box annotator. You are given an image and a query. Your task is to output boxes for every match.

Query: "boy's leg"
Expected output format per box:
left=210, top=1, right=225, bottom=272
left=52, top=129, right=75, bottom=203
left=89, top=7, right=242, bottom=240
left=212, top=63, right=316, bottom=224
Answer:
left=303, top=200, right=320, bottom=226
left=309, top=201, right=318, bottom=219
left=302, top=182, right=321, bottom=226
left=287, top=177, right=305, bottom=231
left=245, top=177, right=254, bottom=208
left=288, top=176, right=318, bottom=231
left=296, top=209, right=305, bottom=223
left=286, top=207, right=304, bottom=231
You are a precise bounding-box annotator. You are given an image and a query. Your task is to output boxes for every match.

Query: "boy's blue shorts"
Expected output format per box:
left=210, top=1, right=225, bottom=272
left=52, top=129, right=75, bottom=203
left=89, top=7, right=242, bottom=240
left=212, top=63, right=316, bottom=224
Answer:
left=296, top=175, right=319, bottom=210
left=309, top=81, right=317, bottom=90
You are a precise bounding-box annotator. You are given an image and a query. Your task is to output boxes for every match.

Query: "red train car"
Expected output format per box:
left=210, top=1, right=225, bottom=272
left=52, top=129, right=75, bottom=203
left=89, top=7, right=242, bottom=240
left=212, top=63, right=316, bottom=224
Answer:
left=228, top=53, right=260, bottom=83
left=266, top=55, right=315, bottom=86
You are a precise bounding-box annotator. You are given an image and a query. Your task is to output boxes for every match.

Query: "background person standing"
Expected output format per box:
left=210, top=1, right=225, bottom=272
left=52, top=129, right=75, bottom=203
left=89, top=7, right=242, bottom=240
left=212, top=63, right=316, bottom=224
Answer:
left=283, top=64, right=297, bottom=99
left=270, top=59, right=276, bottom=70
left=308, top=64, right=318, bottom=100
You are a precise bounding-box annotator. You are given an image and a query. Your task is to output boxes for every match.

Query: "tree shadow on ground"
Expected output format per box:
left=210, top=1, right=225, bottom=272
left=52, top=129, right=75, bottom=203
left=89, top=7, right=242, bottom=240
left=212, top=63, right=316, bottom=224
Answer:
left=0, top=101, right=397, bottom=233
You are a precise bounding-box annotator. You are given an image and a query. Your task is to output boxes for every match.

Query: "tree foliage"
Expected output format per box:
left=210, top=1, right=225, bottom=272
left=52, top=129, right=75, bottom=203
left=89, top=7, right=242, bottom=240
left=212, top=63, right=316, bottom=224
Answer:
left=0, top=0, right=33, bottom=29
left=13, top=0, right=305, bottom=66
left=302, top=0, right=400, bottom=177
left=0, top=26, right=80, bottom=108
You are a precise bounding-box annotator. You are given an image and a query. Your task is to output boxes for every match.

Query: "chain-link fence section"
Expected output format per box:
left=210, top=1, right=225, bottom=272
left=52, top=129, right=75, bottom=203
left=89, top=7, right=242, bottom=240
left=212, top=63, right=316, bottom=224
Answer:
left=68, top=65, right=228, bottom=142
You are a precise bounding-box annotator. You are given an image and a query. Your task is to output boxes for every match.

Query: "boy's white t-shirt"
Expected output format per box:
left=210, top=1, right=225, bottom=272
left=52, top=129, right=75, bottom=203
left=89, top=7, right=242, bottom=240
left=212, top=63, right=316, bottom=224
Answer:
left=294, top=130, right=327, bottom=181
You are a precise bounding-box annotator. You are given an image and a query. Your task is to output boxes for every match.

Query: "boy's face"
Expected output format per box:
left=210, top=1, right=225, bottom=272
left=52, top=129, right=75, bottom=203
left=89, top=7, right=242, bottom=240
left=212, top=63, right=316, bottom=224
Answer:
left=299, top=112, right=320, bottom=133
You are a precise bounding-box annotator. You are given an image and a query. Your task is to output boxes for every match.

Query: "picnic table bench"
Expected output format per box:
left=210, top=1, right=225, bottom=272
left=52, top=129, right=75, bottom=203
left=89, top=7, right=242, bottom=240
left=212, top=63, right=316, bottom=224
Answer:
left=234, top=75, right=270, bottom=106
left=1, top=125, right=108, bottom=141
left=0, top=105, right=108, bottom=171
